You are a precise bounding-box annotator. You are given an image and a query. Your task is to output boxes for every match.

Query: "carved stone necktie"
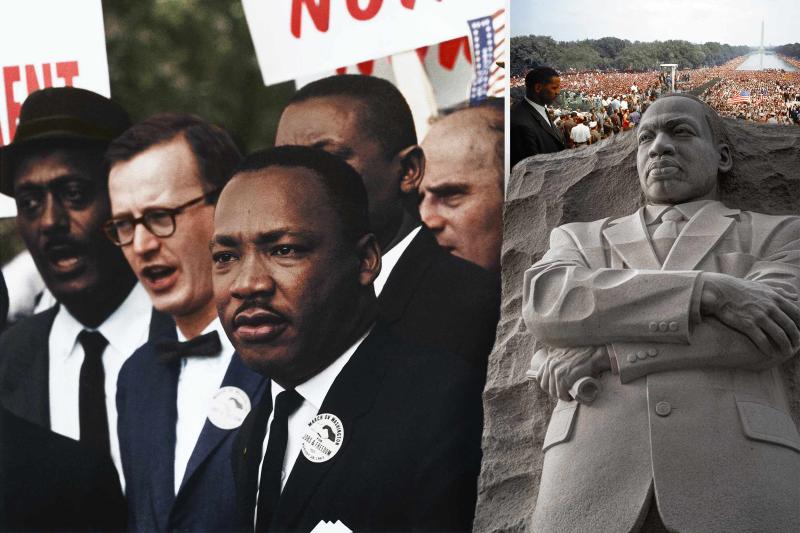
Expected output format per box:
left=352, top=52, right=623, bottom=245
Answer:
left=652, top=208, right=684, bottom=264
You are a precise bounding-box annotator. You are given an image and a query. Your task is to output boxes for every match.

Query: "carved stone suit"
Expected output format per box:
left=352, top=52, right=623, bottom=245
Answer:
left=378, top=227, right=499, bottom=371
left=523, top=200, right=800, bottom=533
left=510, top=99, right=565, bottom=168
left=232, top=324, right=484, bottom=532
left=117, top=334, right=266, bottom=532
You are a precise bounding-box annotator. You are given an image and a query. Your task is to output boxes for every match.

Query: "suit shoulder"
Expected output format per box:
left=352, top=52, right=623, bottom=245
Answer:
left=378, top=332, right=484, bottom=393
left=117, top=340, right=161, bottom=385
left=0, top=307, right=56, bottom=361
left=549, top=217, right=613, bottom=247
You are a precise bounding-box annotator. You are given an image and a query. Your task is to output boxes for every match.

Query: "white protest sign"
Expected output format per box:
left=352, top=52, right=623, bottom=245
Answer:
left=0, top=0, right=110, bottom=216
left=242, top=0, right=504, bottom=86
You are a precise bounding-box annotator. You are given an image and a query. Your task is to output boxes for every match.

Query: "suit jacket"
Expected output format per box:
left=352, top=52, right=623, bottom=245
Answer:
left=117, top=336, right=266, bottom=532
left=0, top=304, right=172, bottom=428
left=522, top=201, right=800, bottom=533
left=0, top=405, right=126, bottom=532
left=510, top=99, right=566, bottom=168
left=232, top=324, right=485, bottom=532
left=378, top=227, right=500, bottom=370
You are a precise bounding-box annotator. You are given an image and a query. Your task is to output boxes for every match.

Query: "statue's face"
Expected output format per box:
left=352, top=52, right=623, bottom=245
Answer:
left=636, top=97, right=730, bottom=204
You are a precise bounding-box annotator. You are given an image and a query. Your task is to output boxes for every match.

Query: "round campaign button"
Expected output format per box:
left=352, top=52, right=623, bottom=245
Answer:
left=301, top=413, right=344, bottom=463
left=208, top=386, right=252, bottom=430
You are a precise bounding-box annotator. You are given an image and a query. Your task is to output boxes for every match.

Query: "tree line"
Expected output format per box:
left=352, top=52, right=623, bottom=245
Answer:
left=511, top=36, right=751, bottom=76
left=774, top=43, right=800, bottom=59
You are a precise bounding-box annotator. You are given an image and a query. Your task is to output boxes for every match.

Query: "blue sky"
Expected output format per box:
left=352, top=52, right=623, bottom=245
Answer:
left=511, top=0, right=798, bottom=46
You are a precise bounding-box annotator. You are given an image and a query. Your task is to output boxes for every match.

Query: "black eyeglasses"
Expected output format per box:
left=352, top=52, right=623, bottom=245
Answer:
left=103, top=188, right=221, bottom=246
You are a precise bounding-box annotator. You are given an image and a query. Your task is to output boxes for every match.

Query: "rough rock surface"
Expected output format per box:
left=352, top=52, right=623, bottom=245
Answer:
left=474, top=119, right=800, bottom=533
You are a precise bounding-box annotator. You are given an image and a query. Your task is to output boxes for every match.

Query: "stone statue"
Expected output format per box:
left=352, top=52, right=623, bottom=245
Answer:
left=523, top=93, right=800, bottom=532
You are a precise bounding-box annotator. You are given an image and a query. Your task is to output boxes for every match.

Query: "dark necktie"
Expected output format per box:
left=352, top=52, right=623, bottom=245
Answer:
left=154, top=330, right=222, bottom=364
left=78, top=330, right=110, bottom=454
left=255, top=389, right=304, bottom=532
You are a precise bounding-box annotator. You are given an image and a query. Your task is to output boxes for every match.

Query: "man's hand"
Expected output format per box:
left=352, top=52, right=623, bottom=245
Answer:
left=700, top=272, right=800, bottom=360
left=536, top=345, right=610, bottom=401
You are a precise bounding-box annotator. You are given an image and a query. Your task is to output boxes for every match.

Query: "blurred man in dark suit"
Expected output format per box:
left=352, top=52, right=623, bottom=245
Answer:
left=510, top=66, right=566, bottom=167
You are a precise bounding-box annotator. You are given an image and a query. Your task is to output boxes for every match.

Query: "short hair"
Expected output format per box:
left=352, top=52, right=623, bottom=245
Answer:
left=288, top=74, right=416, bottom=157
left=233, top=146, right=370, bottom=243
left=525, top=66, right=560, bottom=98
left=648, top=93, right=729, bottom=146
left=106, top=113, right=242, bottom=200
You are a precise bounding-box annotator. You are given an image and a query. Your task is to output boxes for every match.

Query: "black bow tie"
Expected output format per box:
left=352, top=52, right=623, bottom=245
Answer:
left=155, top=330, right=222, bottom=364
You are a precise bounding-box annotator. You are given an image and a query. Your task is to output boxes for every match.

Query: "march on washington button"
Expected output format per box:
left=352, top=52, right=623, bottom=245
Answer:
left=301, top=413, right=344, bottom=463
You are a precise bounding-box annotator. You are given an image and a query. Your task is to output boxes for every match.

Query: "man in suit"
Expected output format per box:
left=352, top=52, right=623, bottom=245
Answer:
left=106, top=114, right=265, bottom=531
left=0, top=87, right=157, bottom=483
left=212, top=146, right=484, bottom=532
left=419, top=101, right=504, bottom=274
left=274, top=74, right=499, bottom=369
left=510, top=66, right=566, bottom=168
left=524, top=94, right=800, bottom=532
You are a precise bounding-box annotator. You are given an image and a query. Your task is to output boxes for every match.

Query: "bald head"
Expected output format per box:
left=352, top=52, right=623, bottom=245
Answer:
left=418, top=104, right=504, bottom=273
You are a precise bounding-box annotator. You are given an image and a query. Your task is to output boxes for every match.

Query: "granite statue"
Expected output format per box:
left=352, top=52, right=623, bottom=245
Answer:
left=523, top=93, right=800, bottom=532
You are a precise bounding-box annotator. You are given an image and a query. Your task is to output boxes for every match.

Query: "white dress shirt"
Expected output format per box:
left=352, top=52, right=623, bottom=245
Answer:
left=373, top=225, right=422, bottom=297
left=570, top=123, right=591, bottom=143
left=524, top=97, right=552, bottom=125
left=48, top=282, right=151, bottom=485
left=254, top=328, right=371, bottom=525
left=173, top=317, right=235, bottom=494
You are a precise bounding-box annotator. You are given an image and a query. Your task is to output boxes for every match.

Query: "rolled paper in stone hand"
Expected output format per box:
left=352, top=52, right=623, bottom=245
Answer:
left=526, top=348, right=602, bottom=405
left=568, top=376, right=602, bottom=404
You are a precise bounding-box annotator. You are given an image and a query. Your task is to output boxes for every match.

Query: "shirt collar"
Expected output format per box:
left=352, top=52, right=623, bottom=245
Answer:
left=373, top=225, right=422, bottom=297
left=51, top=283, right=151, bottom=361
left=644, top=199, right=715, bottom=224
left=272, top=325, right=372, bottom=413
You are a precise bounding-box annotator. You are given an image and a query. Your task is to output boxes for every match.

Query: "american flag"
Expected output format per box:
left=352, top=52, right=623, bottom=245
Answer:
left=467, top=8, right=506, bottom=104
left=728, top=90, right=751, bottom=104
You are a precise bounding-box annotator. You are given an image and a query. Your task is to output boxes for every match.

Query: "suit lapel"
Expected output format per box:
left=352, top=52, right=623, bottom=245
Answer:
left=526, top=103, right=564, bottom=145
left=378, top=228, right=437, bottom=325
left=0, top=306, right=58, bottom=426
left=176, top=353, right=266, bottom=495
left=145, top=353, right=180, bottom=531
left=603, top=209, right=662, bottom=270
left=662, top=202, right=738, bottom=271
left=272, top=327, right=390, bottom=529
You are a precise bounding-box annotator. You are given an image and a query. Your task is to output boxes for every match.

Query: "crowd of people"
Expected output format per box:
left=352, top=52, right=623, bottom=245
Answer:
left=0, top=77, right=503, bottom=531
left=511, top=53, right=800, bottom=151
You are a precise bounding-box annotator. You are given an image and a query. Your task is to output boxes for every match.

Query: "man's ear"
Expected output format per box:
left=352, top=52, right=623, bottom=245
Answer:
left=356, top=233, right=381, bottom=287
left=718, top=143, right=733, bottom=173
left=397, top=145, right=425, bottom=195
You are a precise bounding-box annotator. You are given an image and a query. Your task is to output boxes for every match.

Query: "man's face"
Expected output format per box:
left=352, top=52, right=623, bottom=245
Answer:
left=108, top=137, right=216, bottom=319
left=275, top=96, right=404, bottom=248
left=419, top=113, right=503, bottom=273
left=212, top=167, right=371, bottom=383
left=13, top=148, right=125, bottom=301
left=636, top=97, right=728, bottom=204
left=535, top=76, right=561, bottom=105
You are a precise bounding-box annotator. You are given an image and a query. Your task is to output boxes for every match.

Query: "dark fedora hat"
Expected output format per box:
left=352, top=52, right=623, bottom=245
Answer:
left=0, top=86, right=131, bottom=197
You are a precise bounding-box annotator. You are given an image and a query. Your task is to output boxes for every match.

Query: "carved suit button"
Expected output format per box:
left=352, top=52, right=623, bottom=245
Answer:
left=668, top=322, right=679, bottom=331
left=649, top=322, right=658, bottom=332
left=655, top=401, right=672, bottom=417
left=627, top=354, right=638, bottom=363
left=637, top=351, right=648, bottom=360
left=647, top=348, right=658, bottom=357
left=658, top=322, right=668, bottom=332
